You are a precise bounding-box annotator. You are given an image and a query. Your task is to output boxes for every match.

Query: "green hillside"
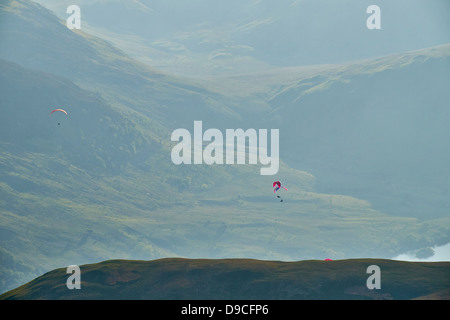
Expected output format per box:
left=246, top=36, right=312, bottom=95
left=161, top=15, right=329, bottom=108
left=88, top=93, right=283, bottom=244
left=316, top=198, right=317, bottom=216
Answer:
left=1, top=258, right=449, bottom=300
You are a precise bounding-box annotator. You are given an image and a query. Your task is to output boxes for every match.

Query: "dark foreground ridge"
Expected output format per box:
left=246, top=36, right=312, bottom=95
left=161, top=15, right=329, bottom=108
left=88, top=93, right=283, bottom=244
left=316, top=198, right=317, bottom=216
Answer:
left=1, top=258, right=449, bottom=300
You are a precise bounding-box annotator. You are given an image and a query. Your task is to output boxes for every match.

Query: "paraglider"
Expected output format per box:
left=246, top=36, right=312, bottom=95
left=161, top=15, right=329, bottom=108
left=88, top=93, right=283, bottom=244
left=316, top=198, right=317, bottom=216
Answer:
left=50, top=109, right=67, bottom=125
left=273, top=181, right=288, bottom=193
left=50, top=109, right=68, bottom=115
left=273, top=181, right=288, bottom=202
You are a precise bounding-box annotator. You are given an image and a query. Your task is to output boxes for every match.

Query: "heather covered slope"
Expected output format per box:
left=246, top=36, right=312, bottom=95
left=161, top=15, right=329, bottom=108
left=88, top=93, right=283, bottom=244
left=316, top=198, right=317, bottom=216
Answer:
left=1, top=258, right=449, bottom=300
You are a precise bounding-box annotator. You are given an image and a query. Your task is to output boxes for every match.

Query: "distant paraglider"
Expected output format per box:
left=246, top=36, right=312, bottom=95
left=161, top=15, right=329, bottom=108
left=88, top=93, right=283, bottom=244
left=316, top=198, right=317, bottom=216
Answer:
left=50, top=109, right=68, bottom=115
left=273, top=181, right=288, bottom=202
left=50, top=109, right=67, bottom=125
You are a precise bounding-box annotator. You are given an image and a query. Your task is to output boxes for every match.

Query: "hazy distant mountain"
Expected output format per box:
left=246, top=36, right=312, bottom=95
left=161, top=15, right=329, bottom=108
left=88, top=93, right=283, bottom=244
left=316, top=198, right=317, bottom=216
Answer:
left=263, top=45, right=450, bottom=219
left=191, top=43, right=450, bottom=221
left=33, top=0, right=450, bottom=75
left=0, top=0, right=243, bottom=131
left=1, top=258, right=449, bottom=300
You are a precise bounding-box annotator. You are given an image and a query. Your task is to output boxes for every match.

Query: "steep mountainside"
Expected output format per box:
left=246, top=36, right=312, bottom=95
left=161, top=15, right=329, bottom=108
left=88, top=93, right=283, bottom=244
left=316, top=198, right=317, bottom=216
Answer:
left=263, top=45, right=450, bottom=219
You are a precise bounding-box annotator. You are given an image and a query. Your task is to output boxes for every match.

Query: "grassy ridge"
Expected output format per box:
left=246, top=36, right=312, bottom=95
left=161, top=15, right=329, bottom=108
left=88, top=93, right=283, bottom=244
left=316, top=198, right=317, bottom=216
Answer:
left=1, top=258, right=449, bottom=300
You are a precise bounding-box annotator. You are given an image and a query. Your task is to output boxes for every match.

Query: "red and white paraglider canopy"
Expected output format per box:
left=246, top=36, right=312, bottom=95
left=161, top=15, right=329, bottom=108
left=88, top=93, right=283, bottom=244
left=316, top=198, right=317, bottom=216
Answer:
left=50, top=109, right=68, bottom=115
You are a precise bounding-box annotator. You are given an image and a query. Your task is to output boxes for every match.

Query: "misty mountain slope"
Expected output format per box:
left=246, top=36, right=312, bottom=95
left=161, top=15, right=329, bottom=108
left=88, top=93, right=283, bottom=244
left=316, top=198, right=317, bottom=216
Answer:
left=2, top=258, right=449, bottom=300
left=0, top=59, right=162, bottom=171
left=0, top=0, right=245, bottom=130
left=33, top=0, right=450, bottom=76
left=0, top=57, right=323, bottom=292
left=0, top=56, right=288, bottom=279
left=0, top=58, right=177, bottom=291
left=195, top=44, right=450, bottom=222
left=259, top=45, right=450, bottom=219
